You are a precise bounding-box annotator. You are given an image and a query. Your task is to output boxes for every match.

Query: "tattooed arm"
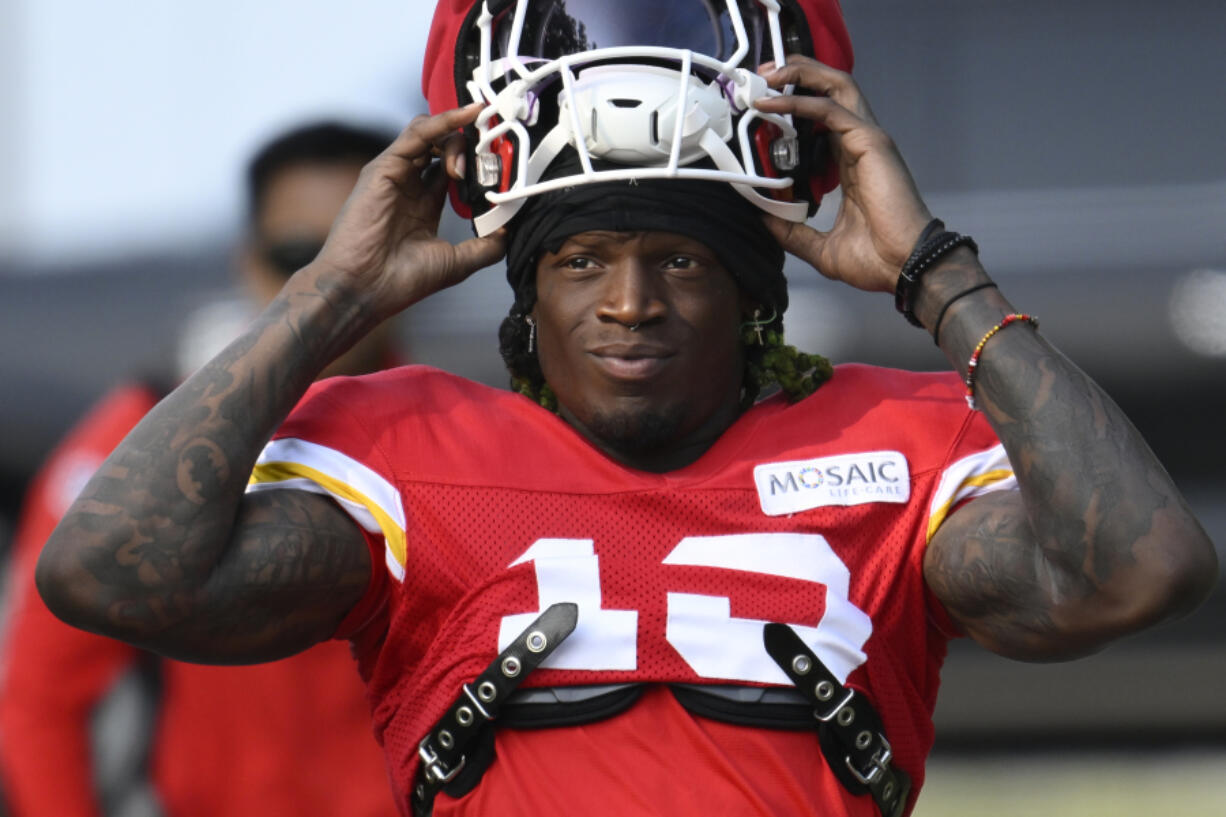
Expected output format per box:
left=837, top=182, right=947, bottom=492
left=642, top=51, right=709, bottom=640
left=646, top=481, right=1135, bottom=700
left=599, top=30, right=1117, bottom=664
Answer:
left=757, top=56, right=1217, bottom=661
left=35, top=105, right=506, bottom=664
left=913, top=254, right=1216, bottom=660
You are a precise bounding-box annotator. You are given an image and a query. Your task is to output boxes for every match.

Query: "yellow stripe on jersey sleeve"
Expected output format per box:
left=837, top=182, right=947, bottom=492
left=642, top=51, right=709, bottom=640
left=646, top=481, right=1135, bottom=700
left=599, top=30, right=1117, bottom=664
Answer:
left=247, top=438, right=407, bottom=581
left=926, top=444, right=1018, bottom=542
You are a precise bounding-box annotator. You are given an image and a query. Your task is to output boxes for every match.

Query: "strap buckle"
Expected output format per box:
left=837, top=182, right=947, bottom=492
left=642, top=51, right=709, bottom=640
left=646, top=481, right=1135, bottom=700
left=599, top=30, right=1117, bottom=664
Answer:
left=418, top=735, right=467, bottom=785
left=762, top=623, right=911, bottom=817
left=411, top=603, right=579, bottom=817
left=461, top=682, right=494, bottom=721
left=812, top=687, right=856, bottom=723
left=846, top=734, right=893, bottom=786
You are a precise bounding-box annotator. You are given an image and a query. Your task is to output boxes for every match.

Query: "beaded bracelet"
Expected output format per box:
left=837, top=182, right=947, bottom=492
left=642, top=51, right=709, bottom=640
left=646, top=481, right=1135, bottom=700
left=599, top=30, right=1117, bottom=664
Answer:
left=965, top=313, right=1039, bottom=410
left=894, top=224, right=980, bottom=327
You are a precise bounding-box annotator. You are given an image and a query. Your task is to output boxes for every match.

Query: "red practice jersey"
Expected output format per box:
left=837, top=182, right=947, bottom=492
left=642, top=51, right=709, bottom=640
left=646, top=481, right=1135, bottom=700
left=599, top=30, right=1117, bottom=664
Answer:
left=0, top=383, right=396, bottom=817
left=248, top=364, right=1017, bottom=817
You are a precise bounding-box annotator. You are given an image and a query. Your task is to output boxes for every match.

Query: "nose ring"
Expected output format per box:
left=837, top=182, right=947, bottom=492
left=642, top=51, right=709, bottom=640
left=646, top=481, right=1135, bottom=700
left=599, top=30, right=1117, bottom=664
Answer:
left=629, top=323, right=641, bottom=332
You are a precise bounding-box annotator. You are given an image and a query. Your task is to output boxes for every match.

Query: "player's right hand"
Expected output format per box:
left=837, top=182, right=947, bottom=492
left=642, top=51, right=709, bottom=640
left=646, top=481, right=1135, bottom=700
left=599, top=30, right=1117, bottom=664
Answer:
left=307, top=104, right=507, bottom=323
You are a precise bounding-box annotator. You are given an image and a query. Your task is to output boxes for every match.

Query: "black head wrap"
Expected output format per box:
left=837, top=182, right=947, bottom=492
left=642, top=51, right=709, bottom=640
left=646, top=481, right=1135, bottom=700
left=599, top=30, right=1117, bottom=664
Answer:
left=504, top=151, right=787, bottom=314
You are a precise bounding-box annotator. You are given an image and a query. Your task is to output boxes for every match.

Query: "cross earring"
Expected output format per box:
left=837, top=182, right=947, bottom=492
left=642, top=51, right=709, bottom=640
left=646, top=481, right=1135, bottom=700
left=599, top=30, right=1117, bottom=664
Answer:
left=741, top=306, right=776, bottom=346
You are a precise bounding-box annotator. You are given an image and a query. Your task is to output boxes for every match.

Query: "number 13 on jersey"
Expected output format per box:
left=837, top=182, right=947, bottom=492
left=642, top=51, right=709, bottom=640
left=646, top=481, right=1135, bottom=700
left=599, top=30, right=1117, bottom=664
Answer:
left=498, top=533, right=873, bottom=685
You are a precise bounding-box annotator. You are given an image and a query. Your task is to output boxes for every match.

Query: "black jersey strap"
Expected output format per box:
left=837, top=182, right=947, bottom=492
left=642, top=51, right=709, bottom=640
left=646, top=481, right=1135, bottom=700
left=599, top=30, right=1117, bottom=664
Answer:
left=411, top=602, right=578, bottom=817
left=762, top=623, right=911, bottom=817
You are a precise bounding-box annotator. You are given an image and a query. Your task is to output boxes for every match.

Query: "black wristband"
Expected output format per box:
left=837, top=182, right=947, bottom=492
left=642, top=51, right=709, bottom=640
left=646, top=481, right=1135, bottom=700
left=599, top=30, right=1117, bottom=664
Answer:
left=893, top=219, right=946, bottom=325
left=932, top=281, right=998, bottom=347
left=898, top=219, right=945, bottom=283
left=894, top=226, right=979, bottom=328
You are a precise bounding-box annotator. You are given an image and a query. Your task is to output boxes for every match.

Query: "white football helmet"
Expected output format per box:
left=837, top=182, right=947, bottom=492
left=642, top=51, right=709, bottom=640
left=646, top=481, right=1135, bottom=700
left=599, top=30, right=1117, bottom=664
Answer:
left=424, top=0, right=853, bottom=234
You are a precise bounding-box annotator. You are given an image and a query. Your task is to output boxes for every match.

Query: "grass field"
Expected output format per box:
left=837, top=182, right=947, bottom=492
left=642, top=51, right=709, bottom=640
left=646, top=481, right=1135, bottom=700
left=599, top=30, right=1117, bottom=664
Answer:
left=913, top=750, right=1226, bottom=816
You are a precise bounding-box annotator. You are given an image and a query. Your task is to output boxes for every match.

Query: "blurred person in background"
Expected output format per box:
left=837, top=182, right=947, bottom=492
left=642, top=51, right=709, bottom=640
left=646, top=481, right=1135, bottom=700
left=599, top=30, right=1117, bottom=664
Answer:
left=0, top=121, right=401, bottom=817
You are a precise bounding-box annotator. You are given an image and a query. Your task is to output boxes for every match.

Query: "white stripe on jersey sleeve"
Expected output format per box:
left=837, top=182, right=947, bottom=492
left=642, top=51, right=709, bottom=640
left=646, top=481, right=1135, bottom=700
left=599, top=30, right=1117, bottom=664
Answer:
left=247, top=437, right=407, bottom=582
left=926, top=443, right=1018, bottom=542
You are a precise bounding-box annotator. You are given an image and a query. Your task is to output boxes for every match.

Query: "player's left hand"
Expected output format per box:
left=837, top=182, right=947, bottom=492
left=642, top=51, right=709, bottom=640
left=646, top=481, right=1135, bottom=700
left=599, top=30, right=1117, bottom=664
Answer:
left=754, top=56, right=933, bottom=293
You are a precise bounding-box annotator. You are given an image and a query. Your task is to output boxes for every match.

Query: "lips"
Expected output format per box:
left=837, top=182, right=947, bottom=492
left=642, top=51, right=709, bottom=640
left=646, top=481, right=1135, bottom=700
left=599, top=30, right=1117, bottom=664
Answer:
left=588, top=342, right=675, bottom=381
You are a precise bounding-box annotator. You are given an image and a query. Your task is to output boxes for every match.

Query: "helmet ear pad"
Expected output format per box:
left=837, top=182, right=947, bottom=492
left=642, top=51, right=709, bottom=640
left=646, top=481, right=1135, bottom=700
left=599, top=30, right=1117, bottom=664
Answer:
left=449, top=122, right=481, bottom=220
left=441, top=0, right=503, bottom=220
left=450, top=85, right=559, bottom=222
left=773, top=0, right=849, bottom=214
left=449, top=122, right=518, bottom=221
left=446, top=0, right=556, bottom=221
left=794, top=110, right=835, bottom=218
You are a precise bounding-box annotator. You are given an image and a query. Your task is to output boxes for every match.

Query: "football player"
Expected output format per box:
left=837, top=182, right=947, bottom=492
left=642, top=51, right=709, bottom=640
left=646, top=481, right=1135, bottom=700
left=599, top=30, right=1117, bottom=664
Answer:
left=34, top=2, right=1217, bottom=816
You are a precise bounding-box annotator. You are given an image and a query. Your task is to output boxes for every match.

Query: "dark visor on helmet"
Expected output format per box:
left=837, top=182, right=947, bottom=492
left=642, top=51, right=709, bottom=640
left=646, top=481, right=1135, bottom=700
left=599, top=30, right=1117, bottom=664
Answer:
left=489, top=0, right=770, bottom=64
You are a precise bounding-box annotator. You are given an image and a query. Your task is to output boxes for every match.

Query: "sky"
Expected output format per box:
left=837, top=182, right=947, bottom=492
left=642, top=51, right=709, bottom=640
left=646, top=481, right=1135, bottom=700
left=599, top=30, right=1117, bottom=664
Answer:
left=1, top=0, right=436, bottom=266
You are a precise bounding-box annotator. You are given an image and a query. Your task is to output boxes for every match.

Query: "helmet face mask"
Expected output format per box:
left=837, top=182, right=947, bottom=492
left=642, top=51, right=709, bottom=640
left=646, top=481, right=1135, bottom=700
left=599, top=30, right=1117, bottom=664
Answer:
left=430, top=0, right=850, bottom=233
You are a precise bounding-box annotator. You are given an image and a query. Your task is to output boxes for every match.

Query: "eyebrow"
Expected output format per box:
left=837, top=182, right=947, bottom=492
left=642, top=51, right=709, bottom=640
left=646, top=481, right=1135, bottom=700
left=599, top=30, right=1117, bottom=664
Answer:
left=558, top=232, right=640, bottom=250
left=557, top=231, right=716, bottom=256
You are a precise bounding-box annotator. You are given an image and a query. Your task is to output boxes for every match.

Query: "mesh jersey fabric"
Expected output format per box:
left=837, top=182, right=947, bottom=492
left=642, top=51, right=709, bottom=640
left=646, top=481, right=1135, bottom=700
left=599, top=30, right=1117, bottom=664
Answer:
left=0, top=383, right=397, bottom=817
left=248, top=363, right=1017, bottom=817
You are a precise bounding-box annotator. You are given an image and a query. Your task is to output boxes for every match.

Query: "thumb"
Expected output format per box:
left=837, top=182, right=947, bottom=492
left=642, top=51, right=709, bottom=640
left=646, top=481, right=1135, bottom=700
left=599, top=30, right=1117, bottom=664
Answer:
left=764, top=214, right=827, bottom=267
left=452, top=228, right=508, bottom=277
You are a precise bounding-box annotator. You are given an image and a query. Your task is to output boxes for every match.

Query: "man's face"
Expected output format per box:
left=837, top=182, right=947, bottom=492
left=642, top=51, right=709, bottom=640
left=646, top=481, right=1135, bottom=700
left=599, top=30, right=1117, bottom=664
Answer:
left=533, top=230, right=746, bottom=471
left=243, top=160, right=394, bottom=377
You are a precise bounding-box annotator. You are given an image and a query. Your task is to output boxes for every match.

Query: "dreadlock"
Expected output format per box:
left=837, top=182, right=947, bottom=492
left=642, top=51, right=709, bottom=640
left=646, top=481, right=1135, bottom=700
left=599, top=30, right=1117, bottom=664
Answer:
left=739, top=315, right=834, bottom=409
left=498, top=281, right=833, bottom=412
left=498, top=280, right=558, bottom=411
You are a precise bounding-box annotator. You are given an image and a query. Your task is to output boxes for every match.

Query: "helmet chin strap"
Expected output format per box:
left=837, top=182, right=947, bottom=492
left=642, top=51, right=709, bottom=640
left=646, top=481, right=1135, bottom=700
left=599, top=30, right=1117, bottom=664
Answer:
left=698, top=129, right=810, bottom=221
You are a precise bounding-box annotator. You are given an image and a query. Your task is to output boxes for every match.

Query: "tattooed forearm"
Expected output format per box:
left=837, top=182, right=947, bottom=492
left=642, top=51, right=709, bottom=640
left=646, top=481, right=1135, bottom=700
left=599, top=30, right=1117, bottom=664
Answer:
left=36, top=266, right=377, bottom=663
left=917, top=251, right=1217, bottom=659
